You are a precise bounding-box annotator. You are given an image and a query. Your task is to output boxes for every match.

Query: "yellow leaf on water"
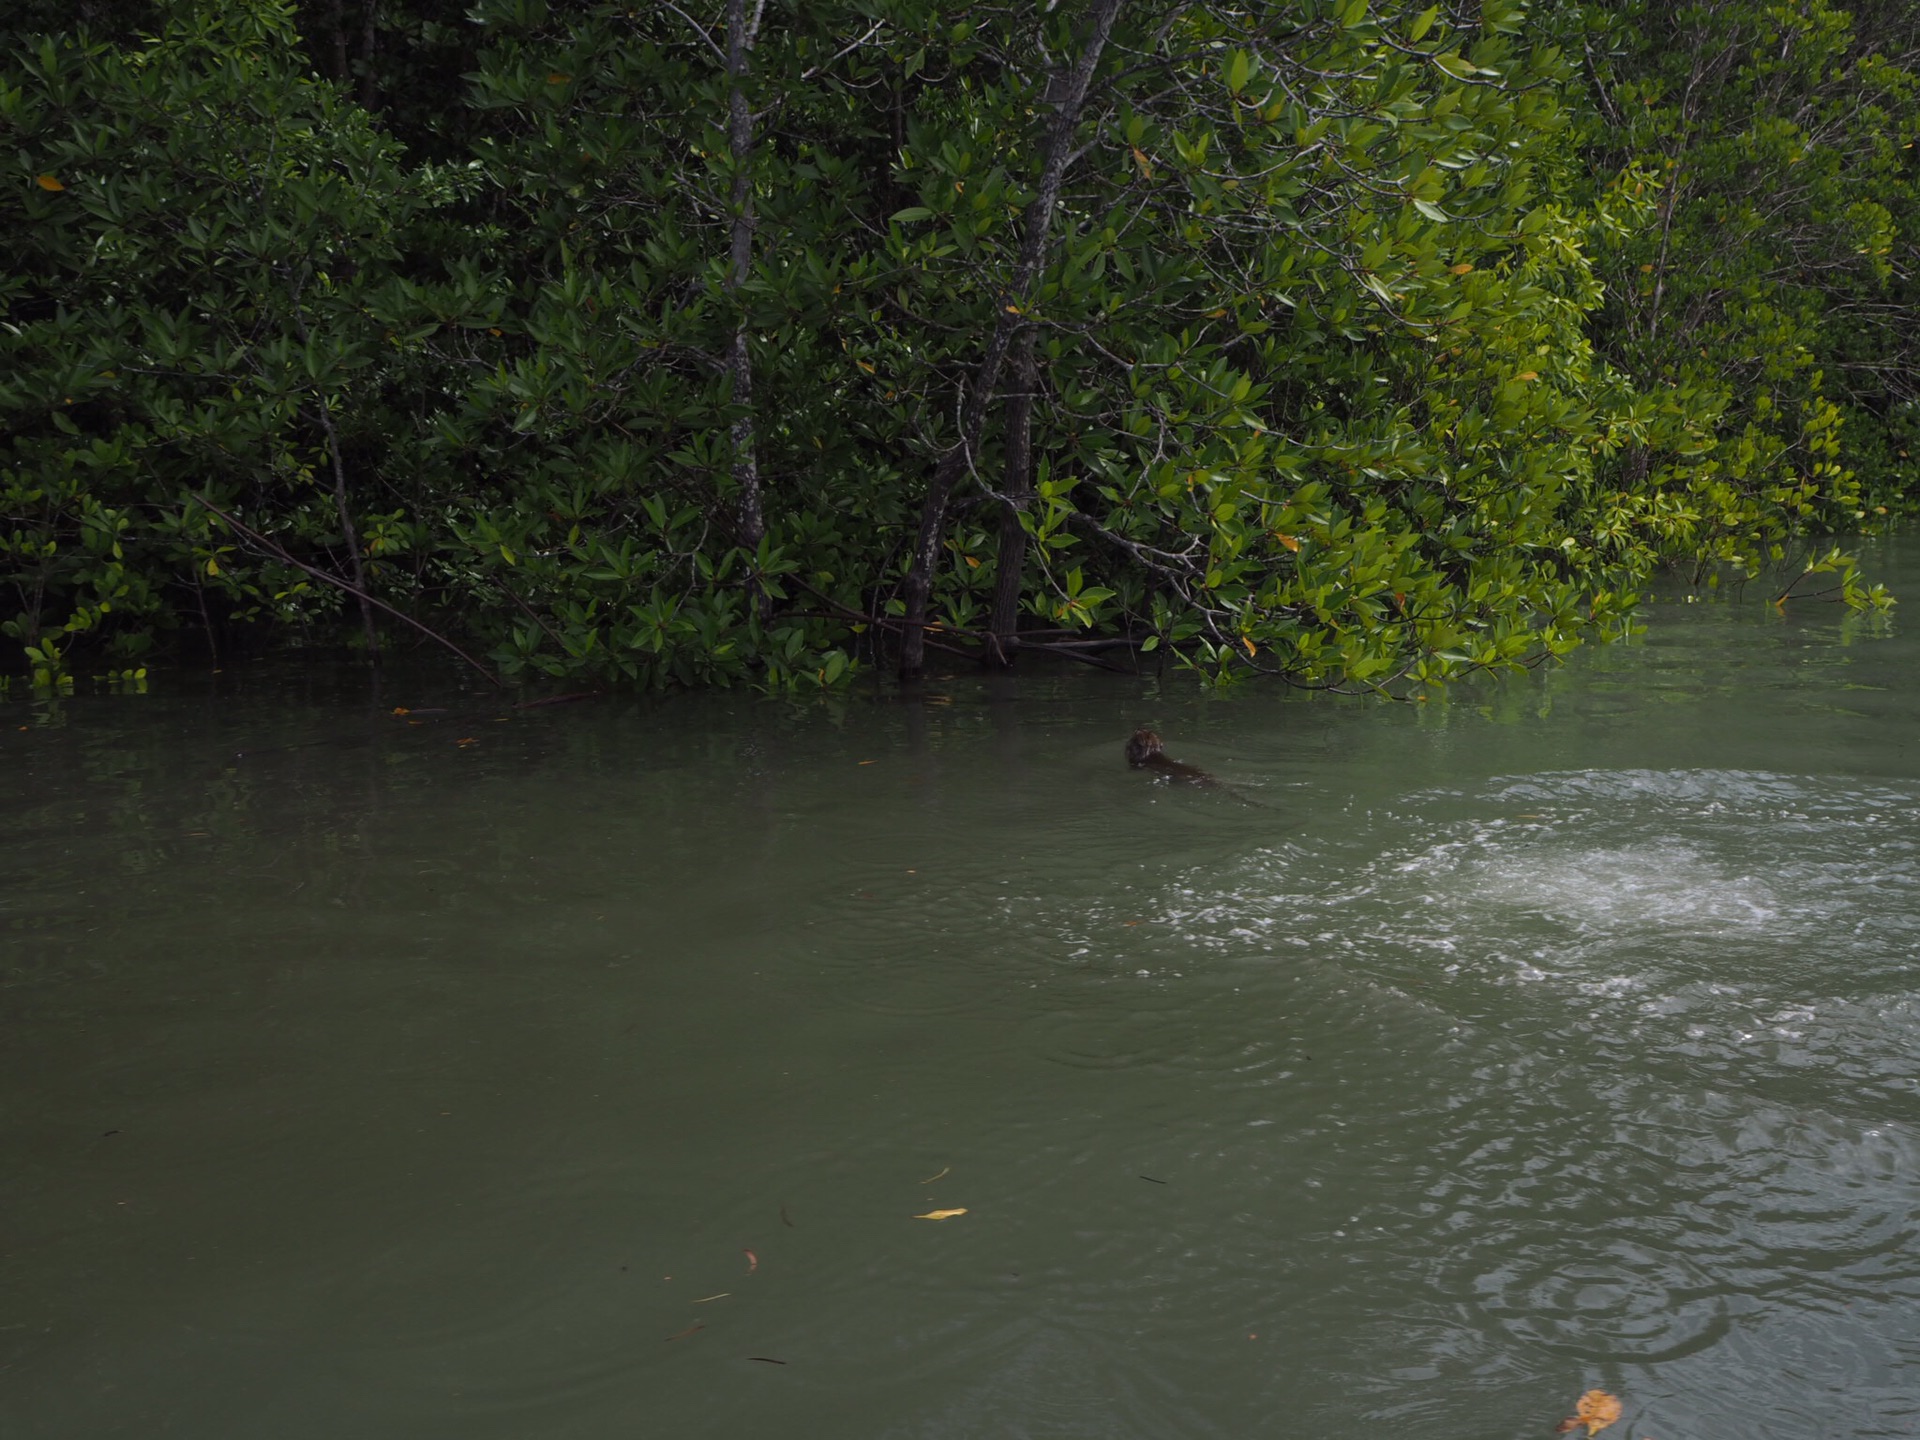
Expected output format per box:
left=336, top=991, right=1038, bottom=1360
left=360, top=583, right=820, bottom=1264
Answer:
left=1557, top=1390, right=1622, bottom=1436
left=36, top=174, right=65, bottom=191
left=913, top=1208, right=967, bottom=1220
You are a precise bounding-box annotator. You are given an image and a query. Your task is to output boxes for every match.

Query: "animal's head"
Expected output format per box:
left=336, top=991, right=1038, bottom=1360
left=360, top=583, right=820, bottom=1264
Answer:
left=1125, top=728, right=1164, bottom=767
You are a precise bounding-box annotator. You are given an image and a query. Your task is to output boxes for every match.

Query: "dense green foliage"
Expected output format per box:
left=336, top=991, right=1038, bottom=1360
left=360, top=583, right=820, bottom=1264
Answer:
left=2, top=0, right=1913, bottom=691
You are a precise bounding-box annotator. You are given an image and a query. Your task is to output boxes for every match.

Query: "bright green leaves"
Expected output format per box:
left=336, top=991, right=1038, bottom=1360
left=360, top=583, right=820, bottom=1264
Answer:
left=4, top=0, right=1900, bottom=691
left=1225, top=49, right=1252, bottom=97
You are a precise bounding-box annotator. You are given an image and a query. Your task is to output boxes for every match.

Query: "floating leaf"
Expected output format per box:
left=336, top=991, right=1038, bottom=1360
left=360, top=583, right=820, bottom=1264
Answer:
left=742, top=1248, right=758, bottom=1273
left=1556, top=1390, right=1623, bottom=1436
left=913, top=1208, right=968, bottom=1220
left=35, top=174, right=64, bottom=191
left=919, top=1166, right=951, bottom=1184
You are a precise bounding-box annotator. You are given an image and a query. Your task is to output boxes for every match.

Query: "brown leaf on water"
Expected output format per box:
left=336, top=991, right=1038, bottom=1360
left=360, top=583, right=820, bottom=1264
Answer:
left=919, top=1166, right=951, bottom=1185
left=665, top=1322, right=704, bottom=1341
left=742, top=1248, right=758, bottom=1274
left=1557, top=1390, right=1623, bottom=1436
left=914, top=1208, right=967, bottom=1220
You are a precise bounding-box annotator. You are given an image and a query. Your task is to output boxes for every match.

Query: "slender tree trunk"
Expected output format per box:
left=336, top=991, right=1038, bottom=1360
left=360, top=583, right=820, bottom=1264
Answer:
left=357, top=0, right=379, bottom=111
left=898, top=0, right=1123, bottom=678
left=329, top=0, right=349, bottom=85
left=986, top=331, right=1038, bottom=666
left=313, top=398, right=379, bottom=656
left=726, top=0, right=767, bottom=575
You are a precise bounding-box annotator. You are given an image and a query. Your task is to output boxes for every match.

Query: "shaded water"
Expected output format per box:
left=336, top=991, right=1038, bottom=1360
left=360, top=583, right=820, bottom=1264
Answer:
left=4, top=560, right=1919, bottom=1439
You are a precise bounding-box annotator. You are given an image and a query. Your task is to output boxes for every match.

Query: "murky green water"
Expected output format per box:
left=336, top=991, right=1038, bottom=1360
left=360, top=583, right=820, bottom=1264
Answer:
left=5, top=553, right=1919, bottom=1440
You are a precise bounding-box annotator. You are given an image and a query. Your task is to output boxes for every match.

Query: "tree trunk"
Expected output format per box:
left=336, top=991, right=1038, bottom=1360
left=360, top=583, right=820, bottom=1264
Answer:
left=898, top=0, right=1123, bottom=678
left=726, top=0, right=767, bottom=573
left=986, top=330, right=1038, bottom=666
left=314, top=397, right=379, bottom=657
left=356, top=0, right=379, bottom=111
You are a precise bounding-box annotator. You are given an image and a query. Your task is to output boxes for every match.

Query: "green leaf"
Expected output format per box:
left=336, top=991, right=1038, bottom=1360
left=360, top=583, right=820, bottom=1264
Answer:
left=1412, top=198, right=1449, bottom=222
left=890, top=206, right=934, bottom=223
left=1409, top=5, right=1438, bottom=42
left=1226, top=49, right=1251, bottom=97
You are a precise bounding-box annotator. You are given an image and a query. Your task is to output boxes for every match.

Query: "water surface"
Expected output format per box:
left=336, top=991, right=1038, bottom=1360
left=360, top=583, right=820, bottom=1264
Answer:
left=4, top=559, right=1918, bottom=1439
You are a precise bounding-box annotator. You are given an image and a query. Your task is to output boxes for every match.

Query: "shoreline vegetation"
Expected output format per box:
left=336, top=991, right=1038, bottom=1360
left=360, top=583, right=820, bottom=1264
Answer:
left=2, top=0, right=1915, bottom=694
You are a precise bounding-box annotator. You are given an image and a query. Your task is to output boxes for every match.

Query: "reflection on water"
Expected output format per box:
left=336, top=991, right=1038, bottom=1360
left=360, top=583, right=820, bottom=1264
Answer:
left=4, top=559, right=1920, bottom=1440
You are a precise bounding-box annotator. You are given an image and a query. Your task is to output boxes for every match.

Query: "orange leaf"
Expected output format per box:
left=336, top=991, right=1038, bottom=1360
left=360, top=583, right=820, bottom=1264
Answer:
left=1567, top=1390, right=1622, bottom=1437
left=1514, top=370, right=1539, bottom=382
left=1241, top=636, right=1256, bottom=657
left=36, top=174, right=66, bottom=192
left=913, top=1208, right=967, bottom=1220
left=1450, top=262, right=1473, bottom=274
left=547, top=72, right=571, bottom=84
left=1274, top=532, right=1300, bottom=552
left=742, top=1248, right=758, bottom=1273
